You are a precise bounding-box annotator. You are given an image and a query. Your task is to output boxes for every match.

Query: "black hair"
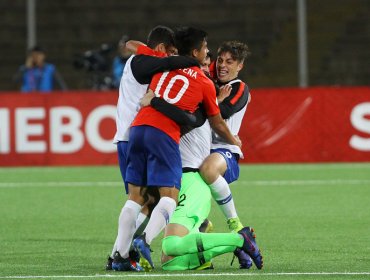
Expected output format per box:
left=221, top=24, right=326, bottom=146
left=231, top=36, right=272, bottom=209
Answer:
left=118, top=34, right=129, bottom=45
left=217, top=41, right=250, bottom=63
left=147, top=25, right=175, bottom=49
left=174, top=27, right=207, bottom=56
left=29, top=45, right=44, bottom=53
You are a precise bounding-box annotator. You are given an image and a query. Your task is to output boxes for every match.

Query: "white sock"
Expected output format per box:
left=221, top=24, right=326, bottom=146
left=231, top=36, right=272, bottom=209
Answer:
left=110, top=238, right=117, bottom=258
left=115, top=200, right=142, bottom=258
left=210, top=175, right=238, bottom=219
left=143, top=197, right=176, bottom=244
left=112, top=212, right=149, bottom=257
left=134, top=212, right=149, bottom=237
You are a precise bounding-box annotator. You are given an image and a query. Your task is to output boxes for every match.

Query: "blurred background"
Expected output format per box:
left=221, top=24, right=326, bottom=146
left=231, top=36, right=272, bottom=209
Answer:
left=1, top=0, right=369, bottom=91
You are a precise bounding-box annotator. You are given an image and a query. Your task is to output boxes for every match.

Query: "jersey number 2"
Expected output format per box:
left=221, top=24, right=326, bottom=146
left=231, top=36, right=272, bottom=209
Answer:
left=178, top=193, right=186, bottom=207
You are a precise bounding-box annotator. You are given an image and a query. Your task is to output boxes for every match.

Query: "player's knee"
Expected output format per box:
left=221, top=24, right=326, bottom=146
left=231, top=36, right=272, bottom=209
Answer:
left=200, top=161, right=217, bottom=184
left=162, top=235, right=179, bottom=256
left=162, top=236, right=171, bottom=256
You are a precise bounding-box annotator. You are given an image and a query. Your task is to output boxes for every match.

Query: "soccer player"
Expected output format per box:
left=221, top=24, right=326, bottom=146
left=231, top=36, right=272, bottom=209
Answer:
left=200, top=41, right=251, bottom=232
left=134, top=42, right=262, bottom=271
left=159, top=90, right=263, bottom=271
left=117, top=26, right=240, bottom=270
left=200, top=52, right=212, bottom=76
left=109, top=25, right=201, bottom=272
left=136, top=78, right=262, bottom=271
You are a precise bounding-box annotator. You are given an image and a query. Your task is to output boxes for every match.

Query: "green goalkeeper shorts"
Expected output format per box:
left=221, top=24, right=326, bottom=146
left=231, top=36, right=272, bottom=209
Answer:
left=169, top=171, right=212, bottom=233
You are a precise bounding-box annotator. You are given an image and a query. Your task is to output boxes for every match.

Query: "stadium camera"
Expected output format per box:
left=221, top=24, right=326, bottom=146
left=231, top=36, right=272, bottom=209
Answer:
left=73, top=43, right=112, bottom=72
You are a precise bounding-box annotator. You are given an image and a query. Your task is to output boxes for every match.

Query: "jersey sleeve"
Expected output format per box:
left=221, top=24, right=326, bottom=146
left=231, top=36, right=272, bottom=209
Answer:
left=209, top=61, right=217, bottom=80
left=131, top=55, right=200, bottom=84
left=137, top=45, right=167, bottom=57
left=219, top=82, right=250, bottom=119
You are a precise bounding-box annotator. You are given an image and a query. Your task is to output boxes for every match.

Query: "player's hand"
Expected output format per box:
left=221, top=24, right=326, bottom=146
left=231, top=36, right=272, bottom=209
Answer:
left=140, top=89, right=155, bottom=107
left=25, top=56, right=33, bottom=68
left=234, top=135, right=242, bottom=148
left=217, top=84, right=232, bottom=103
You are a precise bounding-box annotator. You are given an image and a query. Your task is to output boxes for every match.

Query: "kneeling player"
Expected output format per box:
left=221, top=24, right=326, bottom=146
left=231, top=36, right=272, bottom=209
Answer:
left=160, top=119, right=263, bottom=271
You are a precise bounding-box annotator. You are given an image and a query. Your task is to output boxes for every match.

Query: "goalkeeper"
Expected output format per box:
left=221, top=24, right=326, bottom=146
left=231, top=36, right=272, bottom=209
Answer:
left=159, top=116, right=263, bottom=271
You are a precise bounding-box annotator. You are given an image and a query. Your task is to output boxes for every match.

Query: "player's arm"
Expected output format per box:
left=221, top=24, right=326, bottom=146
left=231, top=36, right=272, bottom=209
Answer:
left=151, top=98, right=206, bottom=127
left=125, top=40, right=145, bottom=54
left=219, top=83, right=250, bottom=119
left=140, top=89, right=206, bottom=127
left=131, top=55, right=199, bottom=84
left=203, top=81, right=241, bottom=147
left=208, top=114, right=241, bottom=147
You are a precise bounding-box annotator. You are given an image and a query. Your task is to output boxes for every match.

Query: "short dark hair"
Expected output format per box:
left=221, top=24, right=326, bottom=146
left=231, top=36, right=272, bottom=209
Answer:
left=174, top=27, right=208, bottom=56
left=217, top=41, right=250, bottom=63
left=29, top=45, right=44, bottom=53
left=147, top=25, right=175, bottom=49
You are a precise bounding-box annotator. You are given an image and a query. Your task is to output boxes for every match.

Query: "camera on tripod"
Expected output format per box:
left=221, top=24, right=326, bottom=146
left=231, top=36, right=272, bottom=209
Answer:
left=73, top=44, right=113, bottom=90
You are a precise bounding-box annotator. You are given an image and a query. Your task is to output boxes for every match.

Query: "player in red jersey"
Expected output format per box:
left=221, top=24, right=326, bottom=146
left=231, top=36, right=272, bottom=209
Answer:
left=110, top=26, right=202, bottom=272
left=116, top=27, right=241, bottom=270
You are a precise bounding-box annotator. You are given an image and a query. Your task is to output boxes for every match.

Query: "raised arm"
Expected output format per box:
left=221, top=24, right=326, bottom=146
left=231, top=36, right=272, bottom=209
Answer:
left=125, top=40, right=145, bottom=54
left=219, top=82, right=250, bottom=119
left=131, top=55, right=199, bottom=84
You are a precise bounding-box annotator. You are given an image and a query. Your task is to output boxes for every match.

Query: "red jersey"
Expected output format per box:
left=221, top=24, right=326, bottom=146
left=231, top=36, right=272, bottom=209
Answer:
left=209, top=60, right=217, bottom=80
left=132, top=66, right=220, bottom=143
left=137, top=45, right=167, bottom=57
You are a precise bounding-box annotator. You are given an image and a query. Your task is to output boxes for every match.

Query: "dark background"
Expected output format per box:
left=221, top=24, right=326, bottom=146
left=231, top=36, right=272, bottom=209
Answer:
left=1, top=0, right=369, bottom=90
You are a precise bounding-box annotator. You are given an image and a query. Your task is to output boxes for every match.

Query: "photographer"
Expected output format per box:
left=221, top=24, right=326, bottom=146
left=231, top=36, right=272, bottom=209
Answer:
left=14, top=46, right=67, bottom=93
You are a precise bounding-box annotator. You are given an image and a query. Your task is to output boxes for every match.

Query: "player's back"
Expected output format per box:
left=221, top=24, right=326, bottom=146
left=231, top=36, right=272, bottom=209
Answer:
left=132, top=66, right=219, bottom=143
left=113, top=55, right=148, bottom=143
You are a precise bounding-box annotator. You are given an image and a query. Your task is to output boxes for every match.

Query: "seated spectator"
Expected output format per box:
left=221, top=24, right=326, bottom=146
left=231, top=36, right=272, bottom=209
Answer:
left=14, top=46, right=67, bottom=93
left=111, top=35, right=131, bottom=88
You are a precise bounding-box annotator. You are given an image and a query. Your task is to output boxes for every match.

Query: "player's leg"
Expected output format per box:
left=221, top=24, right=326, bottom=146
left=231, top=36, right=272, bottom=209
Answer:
left=112, top=126, right=148, bottom=271
left=161, top=172, right=218, bottom=270
left=133, top=188, right=160, bottom=240
left=133, top=127, right=182, bottom=269
left=200, top=150, right=243, bottom=231
left=112, top=184, right=145, bottom=271
left=162, top=245, right=236, bottom=270
left=162, top=232, right=243, bottom=256
left=108, top=141, right=144, bottom=266
left=108, top=177, right=155, bottom=269
left=162, top=228, right=262, bottom=270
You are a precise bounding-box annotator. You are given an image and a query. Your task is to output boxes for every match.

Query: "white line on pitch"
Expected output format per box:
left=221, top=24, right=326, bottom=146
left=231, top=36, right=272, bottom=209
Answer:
left=1, top=272, right=370, bottom=279
left=1, top=179, right=370, bottom=188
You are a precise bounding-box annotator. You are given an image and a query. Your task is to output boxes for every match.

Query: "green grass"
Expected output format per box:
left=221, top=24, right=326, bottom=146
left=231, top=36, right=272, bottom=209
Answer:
left=0, top=163, right=369, bottom=280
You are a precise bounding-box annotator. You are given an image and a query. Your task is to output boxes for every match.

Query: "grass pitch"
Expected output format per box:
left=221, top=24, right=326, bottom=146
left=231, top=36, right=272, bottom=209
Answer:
left=0, top=163, right=369, bottom=280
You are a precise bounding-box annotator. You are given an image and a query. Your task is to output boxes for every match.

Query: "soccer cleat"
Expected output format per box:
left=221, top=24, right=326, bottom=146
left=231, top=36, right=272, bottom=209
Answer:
left=231, top=248, right=253, bottom=269
left=238, top=227, right=263, bottom=269
left=227, top=217, right=244, bottom=232
left=195, top=261, right=214, bottom=270
left=199, top=219, right=214, bottom=233
left=105, top=255, right=113, bottom=271
left=139, top=257, right=153, bottom=272
left=111, top=251, right=143, bottom=272
left=129, top=249, right=140, bottom=263
left=133, top=233, right=154, bottom=270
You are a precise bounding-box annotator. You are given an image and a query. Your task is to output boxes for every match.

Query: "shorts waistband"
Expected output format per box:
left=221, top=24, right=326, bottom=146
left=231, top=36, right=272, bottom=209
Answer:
left=182, top=167, right=199, bottom=173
